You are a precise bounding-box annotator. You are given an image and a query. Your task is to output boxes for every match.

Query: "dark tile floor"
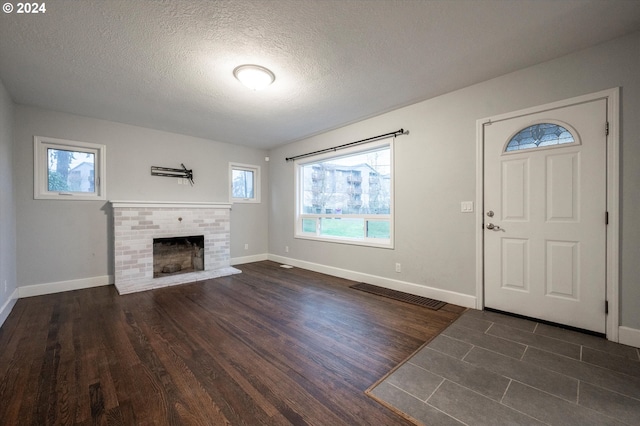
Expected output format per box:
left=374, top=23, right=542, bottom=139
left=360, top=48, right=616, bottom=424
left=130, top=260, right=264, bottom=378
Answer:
left=369, top=309, right=640, bottom=425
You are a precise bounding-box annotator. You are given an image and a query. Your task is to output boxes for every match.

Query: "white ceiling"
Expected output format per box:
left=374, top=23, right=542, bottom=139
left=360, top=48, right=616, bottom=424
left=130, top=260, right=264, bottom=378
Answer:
left=1, top=1, right=639, bottom=149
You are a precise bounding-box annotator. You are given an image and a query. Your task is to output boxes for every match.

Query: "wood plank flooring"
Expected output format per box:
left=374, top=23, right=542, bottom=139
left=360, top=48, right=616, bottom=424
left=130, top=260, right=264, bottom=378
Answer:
left=0, top=261, right=464, bottom=425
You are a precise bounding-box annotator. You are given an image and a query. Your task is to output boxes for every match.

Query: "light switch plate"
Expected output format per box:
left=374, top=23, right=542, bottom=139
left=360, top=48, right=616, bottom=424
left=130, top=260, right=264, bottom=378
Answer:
left=461, top=201, right=474, bottom=213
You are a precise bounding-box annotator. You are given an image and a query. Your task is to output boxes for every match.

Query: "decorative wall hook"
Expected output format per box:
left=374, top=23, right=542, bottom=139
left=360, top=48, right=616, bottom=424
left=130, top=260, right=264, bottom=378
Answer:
left=151, top=164, right=194, bottom=185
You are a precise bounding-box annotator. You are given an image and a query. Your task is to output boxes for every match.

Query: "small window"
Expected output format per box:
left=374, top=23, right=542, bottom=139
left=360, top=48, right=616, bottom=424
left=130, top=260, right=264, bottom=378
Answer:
left=230, top=163, right=261, bottom=203
left=505, top=123, right=576, bottom=152
left=34, top=136, right=106, bottom=200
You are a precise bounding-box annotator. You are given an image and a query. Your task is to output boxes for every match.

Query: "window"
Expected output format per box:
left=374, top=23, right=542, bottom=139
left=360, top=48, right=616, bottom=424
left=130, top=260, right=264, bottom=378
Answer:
left=34, top=136, right=106, bottom=200
left=230, top=163, right=261, bottom=203
left=295, top=140, right=393, bottom=248
left=505, top=122, right=576, bottom=152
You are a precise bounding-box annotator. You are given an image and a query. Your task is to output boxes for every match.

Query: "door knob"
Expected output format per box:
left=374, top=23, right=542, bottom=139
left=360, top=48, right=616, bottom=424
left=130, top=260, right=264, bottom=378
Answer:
left=486, top=223, right=501, bottom=230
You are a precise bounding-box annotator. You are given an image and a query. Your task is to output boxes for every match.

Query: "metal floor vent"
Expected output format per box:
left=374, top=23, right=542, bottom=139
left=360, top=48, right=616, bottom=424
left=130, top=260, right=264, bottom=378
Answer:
left=350, top=283, right=446, bottom=310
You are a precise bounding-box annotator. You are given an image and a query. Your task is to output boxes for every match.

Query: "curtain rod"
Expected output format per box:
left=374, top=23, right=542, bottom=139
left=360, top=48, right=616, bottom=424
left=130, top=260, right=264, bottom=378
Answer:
left=285, top=128, right=409, bottom=162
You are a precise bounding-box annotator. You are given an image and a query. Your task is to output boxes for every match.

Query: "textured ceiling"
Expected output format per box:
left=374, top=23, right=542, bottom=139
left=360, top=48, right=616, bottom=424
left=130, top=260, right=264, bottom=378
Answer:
left=1, top=0, right=639, bottom=149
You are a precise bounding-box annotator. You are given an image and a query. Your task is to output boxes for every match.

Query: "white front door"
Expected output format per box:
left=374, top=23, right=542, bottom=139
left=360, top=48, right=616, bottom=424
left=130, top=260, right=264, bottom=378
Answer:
left=483, top=98, right=607, bottom=333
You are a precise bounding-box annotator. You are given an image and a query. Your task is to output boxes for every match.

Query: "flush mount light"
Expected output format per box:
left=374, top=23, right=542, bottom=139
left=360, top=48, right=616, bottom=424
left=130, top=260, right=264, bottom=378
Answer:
left=233, top=64, right=275, bottom=90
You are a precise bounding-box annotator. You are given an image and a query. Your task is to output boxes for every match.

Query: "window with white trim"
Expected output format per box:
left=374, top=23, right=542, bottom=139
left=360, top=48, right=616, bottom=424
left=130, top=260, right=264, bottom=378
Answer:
left=34, top=136, right=106, bottom=200
left=295, top=139, right=393, bottom=248
left=230, top=163, right=261, bottom=203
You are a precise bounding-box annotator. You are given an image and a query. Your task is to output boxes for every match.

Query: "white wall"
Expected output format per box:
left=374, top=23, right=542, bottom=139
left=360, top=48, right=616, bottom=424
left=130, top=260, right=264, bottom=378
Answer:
left=13, top=106, right=269, bottom=291
left=269, top=31, right=640, bottom=330
left=0, top=78, right=17, bottom=326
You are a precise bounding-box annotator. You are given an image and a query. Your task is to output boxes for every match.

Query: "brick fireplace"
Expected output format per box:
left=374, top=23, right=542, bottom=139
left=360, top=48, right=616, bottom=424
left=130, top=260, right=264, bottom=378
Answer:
left=111, top=201, right=240, bottom=294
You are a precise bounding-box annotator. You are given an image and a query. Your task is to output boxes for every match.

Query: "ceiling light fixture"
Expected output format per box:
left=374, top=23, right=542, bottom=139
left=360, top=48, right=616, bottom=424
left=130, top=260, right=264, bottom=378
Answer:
left=233, top=64, right=275, bottom=91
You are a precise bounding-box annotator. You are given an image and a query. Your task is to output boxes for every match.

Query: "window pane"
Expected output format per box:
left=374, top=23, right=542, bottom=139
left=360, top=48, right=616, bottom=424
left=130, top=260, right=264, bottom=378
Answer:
left=232, top=169, right=254, bottom=198
left=367, top=220, right=390, bottom=239
left=320, top=218, right=364, bottom=238
left=506, top=123, right=575, bottom=152
left=301, top=147, right=391, bottom=215
left=47, top=148, right=95, bottom=192
left=302, top=218, right=316, bottom=233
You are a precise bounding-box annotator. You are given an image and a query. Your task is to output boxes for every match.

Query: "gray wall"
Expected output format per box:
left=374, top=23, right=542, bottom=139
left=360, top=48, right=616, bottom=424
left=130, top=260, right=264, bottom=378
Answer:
left=13, top=106, right=269, bottom=287
left=269, top=31, right=640, bottom=329
left=0, top=78, right=17, bottom=313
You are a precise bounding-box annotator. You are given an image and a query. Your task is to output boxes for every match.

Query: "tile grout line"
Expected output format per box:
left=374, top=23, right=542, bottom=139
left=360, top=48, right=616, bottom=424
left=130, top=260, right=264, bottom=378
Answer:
left=423, top=377, right=446, bottom=403
left=580, top=344, right=583, bottom=361
left=480, top=313, right=614, bottom=353
left=495, top=315, right=637, bottom=359
left=382, top=377, right=472, bottom=425
left=437, top=376, right=553, bottom=425
left=442, top=328, right=527, bottom=361
left=508, top=379, right=634, bottom=425
left=485, top=321, right=494, bottom=335
left=430, top=339, right=580, bottom=404
left=520, top=344, right=529, bottom=361
left=384, top=380, right=430, bottom=404
left=489, top=321, right=583, bottom=356
left=519, top=345, right=640, bottom=402
left=574, top=385, right=639, bottom=426
left=507, top=377, right=579, bottom=404
left=499, top=379, right=513, bottom=404
left=460, top=343, right=475, bottom=361
left=423, top=380, right=471, bottom=426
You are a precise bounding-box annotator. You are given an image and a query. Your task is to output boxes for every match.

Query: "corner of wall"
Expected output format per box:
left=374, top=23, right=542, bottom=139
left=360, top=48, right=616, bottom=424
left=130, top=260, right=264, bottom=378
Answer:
left=0, top=288, right=18, bottom=329
left=0, top=77, right=18, bottom=330
left=619, top=326, right=640, bottom=349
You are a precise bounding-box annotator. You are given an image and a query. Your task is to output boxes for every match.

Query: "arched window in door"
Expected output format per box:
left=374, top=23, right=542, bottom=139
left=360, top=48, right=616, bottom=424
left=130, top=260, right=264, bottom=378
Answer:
left=505, top=123, right=576, bottom=152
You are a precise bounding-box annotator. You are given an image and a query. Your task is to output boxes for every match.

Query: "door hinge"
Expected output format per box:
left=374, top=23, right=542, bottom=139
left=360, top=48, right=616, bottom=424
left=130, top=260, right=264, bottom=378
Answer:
left=605, top=211, right=609, bottom=225
left=605, top=122, right=609, bottom=136
left=605, top=300, right=609, bottom=314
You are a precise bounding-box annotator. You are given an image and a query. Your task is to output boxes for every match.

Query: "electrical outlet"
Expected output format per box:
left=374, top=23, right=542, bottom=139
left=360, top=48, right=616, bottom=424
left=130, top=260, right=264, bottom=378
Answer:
left=285, top=246, right=289, bottom=253
left=244, top=244, right=249, bottom=250
left=395, top=263, right=401, bottom=273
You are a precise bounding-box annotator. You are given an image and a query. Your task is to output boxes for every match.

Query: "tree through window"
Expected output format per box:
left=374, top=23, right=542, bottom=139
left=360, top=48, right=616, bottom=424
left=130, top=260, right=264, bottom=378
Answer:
left=34, top=136, right=106, bottom=200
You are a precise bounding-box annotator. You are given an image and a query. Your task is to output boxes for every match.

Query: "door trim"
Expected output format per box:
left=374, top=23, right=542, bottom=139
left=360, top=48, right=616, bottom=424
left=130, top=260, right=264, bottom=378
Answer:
left=475, top=88, right=620, bottom=342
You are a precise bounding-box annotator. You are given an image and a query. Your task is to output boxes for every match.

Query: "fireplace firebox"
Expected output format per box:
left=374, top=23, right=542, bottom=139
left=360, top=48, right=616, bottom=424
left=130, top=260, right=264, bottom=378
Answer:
left=153, top=235, right=204, bottom=278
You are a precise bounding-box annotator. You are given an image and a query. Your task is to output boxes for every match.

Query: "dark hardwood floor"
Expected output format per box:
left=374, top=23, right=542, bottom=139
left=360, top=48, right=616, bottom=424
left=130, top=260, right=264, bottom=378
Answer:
left=0, top=261, right=464, bottom=425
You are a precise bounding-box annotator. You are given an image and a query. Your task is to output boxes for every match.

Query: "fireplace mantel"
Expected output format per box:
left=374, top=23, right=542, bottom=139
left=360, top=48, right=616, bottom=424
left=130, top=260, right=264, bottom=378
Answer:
left=110, top=200, right=232, bottom=209
left=110, top=200, right=239, bottom=294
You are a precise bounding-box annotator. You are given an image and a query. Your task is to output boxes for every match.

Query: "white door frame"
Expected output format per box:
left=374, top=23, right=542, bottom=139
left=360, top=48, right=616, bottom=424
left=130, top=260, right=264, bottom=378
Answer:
left=475, top=88, right=620, bottom=341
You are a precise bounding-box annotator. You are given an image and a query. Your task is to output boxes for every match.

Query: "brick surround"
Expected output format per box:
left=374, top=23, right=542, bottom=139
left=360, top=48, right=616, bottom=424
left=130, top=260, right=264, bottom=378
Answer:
left=111, top=201, right=240, bottom=294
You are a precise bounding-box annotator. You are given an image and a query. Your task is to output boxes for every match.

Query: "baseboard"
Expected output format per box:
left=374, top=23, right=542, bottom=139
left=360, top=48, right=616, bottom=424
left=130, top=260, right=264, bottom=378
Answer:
left=19, top=275, right=113, bottom=298
left=230, top=253, right=269, bottom=266
left=618, top=326, right=640, bottom=349
left=268, top=254, right=476, bottom=308
left=0, top=288, right=19, bottom=329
